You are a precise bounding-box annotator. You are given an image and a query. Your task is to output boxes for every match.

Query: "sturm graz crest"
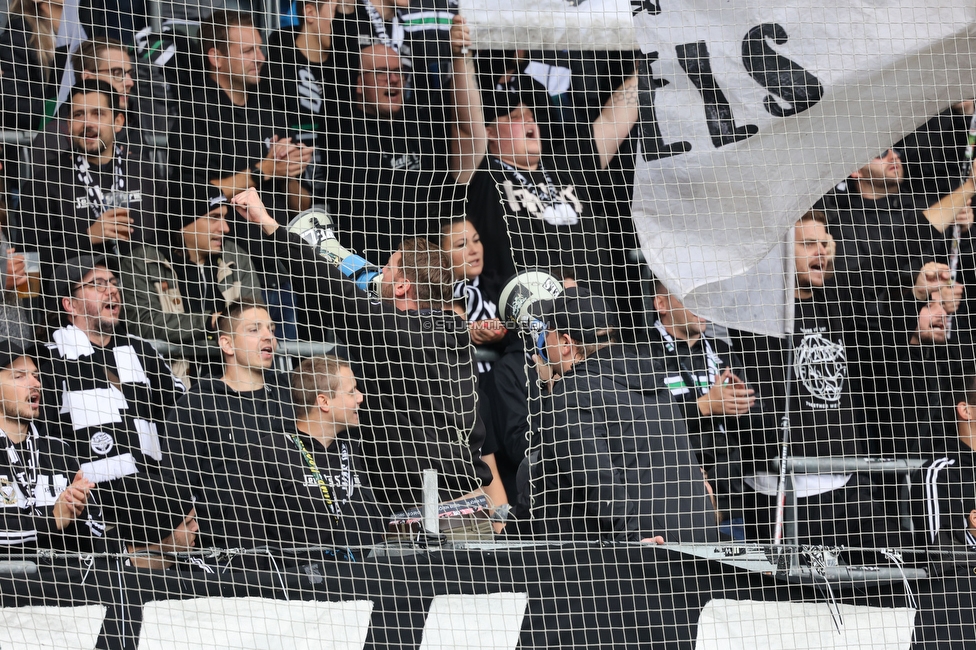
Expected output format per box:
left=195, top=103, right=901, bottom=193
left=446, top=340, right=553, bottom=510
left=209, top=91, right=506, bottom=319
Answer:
left=793, top=332, right=846, bottom=403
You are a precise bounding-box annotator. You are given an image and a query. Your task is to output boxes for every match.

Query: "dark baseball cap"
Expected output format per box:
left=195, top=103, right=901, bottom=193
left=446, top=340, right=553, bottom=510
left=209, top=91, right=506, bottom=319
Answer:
left=481, top=76, right=528, bottom=124
left=169, top=181, right=229, bottom=232
left=0, top=339, right=36, bottom=371
left=50, top=254, right=107, bottom=300
left=533, top=287, right=617, bottom=344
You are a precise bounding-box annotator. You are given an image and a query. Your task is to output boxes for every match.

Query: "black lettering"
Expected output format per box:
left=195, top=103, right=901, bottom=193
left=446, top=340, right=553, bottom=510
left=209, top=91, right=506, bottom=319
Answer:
left=631, top=0, right=661, bottom=15
left=742, top=23, right=824, bottom=117
left=638, top=52, right=692, bottom=162
left=676, top=40, right=759, bottom=148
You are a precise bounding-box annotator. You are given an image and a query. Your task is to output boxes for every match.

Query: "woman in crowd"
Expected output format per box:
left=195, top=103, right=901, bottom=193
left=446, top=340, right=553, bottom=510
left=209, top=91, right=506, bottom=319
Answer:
left=440, top=216, right=505, bottom=373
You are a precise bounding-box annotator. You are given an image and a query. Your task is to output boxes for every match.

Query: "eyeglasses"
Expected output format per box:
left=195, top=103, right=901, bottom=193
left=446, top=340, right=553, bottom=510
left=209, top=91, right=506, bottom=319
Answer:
left=364, top=68, right=401, bottom=82
left=74, top=278, right=119, bottom=293
left=96, top=67, right=132, bottom=83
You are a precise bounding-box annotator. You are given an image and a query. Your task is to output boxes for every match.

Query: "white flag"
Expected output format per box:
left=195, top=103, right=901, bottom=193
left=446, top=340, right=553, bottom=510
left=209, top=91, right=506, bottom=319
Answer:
left=631, top=0, right=976, bottom=336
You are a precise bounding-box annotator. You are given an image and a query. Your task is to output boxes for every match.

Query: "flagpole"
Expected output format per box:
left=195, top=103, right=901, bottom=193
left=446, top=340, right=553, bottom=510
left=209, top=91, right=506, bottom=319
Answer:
left=771, top=340, right=794, bottom=547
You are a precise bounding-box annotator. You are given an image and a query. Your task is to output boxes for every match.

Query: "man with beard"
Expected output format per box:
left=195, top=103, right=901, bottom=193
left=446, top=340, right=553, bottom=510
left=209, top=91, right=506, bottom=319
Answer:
left=19, top=80, right=163, bottom=266
left=0, top=339, right=108, bottom=554
left=171, top=10, right=313, bottom=222
left=40, top=255, right=193, bottom=551
left=232, top=188, right=492, bottom=516
left=733, top=211, right=896, bottom=549
left=163, top=298, right=295, bottom=551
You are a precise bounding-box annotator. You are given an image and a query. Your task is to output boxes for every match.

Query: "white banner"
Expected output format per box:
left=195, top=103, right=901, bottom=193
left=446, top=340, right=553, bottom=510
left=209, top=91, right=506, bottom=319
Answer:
left=631, top=0, right=976, bottom=336
left=459, top=0, right=637, bottom=50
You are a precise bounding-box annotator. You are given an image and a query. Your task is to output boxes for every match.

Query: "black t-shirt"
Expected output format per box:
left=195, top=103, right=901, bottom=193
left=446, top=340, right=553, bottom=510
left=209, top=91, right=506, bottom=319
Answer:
left=163, top=375, right=295, bottom=549
left=251, top=429, right=386, bottom=558
left=826, top=188, right=914, bottom=337
left=263, top=28, right=350, bottom=201
left=734, top=293, right=861, bottom=461
left=324, top=102, right=456, bottom=263
left=466, top=141, right=614, bottom=299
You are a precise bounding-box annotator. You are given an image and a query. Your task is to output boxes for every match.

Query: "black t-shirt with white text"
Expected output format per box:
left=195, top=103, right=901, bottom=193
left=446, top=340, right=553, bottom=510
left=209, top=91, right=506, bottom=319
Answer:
left=465, top=139, right=613, bottom=300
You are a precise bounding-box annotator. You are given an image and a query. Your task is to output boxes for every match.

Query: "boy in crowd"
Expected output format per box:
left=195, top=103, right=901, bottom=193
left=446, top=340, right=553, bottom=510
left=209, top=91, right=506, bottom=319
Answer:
left=163, top=298, right=294, bottom=551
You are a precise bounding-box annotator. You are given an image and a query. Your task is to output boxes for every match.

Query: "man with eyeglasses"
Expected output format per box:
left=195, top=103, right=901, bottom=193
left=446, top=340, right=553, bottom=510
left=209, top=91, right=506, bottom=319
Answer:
left=18, top=79, right=163, bottom=268
left=38, top=254, right=194, bottom=552
left=323, top=16, right=485, bottom=265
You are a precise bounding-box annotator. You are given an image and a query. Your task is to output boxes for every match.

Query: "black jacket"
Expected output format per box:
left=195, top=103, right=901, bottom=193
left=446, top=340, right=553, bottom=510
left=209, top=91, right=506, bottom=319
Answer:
left=163, top=374, right=294, bottom=550
left=250, top=427, right=387, bottom=561
left=533, top=344, right=720, bottom=544
left=0, top=16, right=64, bottom=131
left=255, top=226, right=490, bottom=512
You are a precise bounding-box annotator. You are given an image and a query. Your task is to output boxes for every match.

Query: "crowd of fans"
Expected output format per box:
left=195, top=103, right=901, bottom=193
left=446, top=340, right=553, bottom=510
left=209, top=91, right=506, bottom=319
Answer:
left=0, top=0, right=972, bottom=573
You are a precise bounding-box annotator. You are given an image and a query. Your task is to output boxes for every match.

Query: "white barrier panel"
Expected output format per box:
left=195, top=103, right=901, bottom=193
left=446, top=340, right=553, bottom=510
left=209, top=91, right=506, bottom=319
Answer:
left=138, top=598, right=374, bottom=650
left=0, top=605, right=107, bottom=650
left=695, top=599, right=916, bottom=650
left=418, top=593, right=529, bottom=650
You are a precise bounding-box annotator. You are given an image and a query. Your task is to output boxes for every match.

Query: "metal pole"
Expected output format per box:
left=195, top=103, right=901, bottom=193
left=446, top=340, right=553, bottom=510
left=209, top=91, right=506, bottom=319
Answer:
left=772, top=342, right=794, bottom=546
left=422, top=469, right=439, bottom=534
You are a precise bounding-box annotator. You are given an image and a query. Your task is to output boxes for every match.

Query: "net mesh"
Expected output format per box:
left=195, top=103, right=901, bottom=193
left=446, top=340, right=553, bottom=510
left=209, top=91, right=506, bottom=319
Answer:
left=0, top=0, right=972, bottom=647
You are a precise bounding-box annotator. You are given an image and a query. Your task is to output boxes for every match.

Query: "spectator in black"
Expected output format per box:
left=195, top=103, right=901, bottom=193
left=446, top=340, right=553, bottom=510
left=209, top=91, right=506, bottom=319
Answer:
left=171, top=9, right=313, bottom=222
left=439, top=217, right=504, bottom=373
left=34, top=37, right=137, bottom=162
left=118, top=182, right=262, bottom=351
left=465, top=72, right=638, bottom=304
left=898, top=100, right=975, bottom=209
left=824, top=149, right=973, bottom=434
left=324, top=15, right=486, bottom=264
left=733, top=211, right=893, bottom=549
left=530, top=286, right=719, bottom=544
left=40, top=255, right=192, bottom=549
left=263, top=0, right=352, bottom=201
left=19, top=80, right=162, bottom=267
left=163, top=298, right=294, bottom=551
left=233, top=188, right=492, bottom=516
left=646, top=279, right=754, bottom=531
left=332, top=0, right=456, bottom=110
left=0, top=339, right=109, bottom=554
left=0, top=0, right=68, bottom=131
left=876, top=293, right=958, bottom=457
left=250, top=355, right=386, bottom=562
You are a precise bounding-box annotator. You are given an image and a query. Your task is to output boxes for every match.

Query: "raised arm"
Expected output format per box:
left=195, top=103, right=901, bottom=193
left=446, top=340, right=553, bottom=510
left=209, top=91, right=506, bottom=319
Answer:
left=447, top=15, right=487, bottom=185
left=592, top=73, right=639, bottom=170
